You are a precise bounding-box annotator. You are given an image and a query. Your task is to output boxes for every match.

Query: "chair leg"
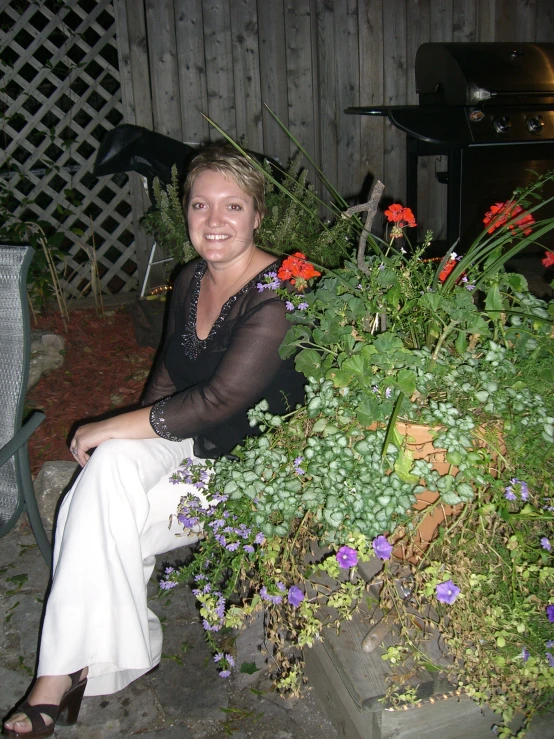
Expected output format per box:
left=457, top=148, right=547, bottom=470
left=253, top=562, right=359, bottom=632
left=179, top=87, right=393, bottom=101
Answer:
left=18, top=445, right=52, bottom=566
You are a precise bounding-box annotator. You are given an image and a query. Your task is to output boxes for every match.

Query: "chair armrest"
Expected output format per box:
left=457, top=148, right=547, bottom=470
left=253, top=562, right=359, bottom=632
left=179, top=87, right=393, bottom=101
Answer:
left=0, top=411, right=46, bottom=467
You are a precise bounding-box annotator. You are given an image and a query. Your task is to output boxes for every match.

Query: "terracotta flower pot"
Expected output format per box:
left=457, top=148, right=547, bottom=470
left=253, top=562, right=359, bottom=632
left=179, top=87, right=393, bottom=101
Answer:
left=389, top=422, right=461, bottom=563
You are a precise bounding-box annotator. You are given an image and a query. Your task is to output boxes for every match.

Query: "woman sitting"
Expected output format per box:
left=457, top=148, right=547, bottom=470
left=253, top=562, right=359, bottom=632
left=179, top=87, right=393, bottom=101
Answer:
left=3, top=143, right=305, bottom=738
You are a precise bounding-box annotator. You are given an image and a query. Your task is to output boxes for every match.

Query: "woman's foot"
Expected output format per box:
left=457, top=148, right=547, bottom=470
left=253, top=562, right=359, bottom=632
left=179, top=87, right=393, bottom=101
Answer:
left=3, top=668, right=88, bottom=735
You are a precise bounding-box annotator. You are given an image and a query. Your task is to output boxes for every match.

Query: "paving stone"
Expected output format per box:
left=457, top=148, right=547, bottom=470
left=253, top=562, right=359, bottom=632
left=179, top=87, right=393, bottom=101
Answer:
left=33, top=461, right=79, bottom=530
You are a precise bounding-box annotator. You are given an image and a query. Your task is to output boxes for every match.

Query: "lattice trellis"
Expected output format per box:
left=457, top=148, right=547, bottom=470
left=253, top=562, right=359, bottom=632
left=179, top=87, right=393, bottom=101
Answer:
left=0, top=0, right=137, bottom=297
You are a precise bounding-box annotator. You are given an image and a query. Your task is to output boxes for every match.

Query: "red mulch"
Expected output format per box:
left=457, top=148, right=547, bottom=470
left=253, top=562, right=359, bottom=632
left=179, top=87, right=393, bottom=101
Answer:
left=26, top=306, right=156, bottom=476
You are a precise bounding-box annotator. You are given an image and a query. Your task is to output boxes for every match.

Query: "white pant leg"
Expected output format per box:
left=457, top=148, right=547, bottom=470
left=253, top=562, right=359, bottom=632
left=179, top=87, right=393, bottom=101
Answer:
left=38, top=436, right=204, bottom=696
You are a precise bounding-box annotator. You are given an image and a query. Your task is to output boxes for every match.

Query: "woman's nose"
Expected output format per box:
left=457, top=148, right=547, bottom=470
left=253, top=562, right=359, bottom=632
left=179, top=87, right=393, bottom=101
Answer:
left=208, top=206, right=225, bottom=227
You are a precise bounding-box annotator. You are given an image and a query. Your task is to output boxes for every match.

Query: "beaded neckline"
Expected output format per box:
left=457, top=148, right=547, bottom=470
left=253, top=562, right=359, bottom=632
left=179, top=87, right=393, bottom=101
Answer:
left=181, top=259, right=280, bottom=360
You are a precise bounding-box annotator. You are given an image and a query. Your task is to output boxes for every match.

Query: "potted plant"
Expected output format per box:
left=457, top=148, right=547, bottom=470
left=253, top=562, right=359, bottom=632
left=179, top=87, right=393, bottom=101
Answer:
left=158, top=143, right=554, bottom=737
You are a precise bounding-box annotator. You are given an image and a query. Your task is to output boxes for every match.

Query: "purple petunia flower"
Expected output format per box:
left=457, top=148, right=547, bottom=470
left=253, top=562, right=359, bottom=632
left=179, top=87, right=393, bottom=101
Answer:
left=336, top=545, right=358, bottom=569
left=288, top=585, right=304, bottom=608
left=436, top=579, right=461, bottom=605
left=226, top=542, right=240, bottom=551
left=243, top=544, right=255, bottom=553
left=159, top=580, right=177, bottom=590
left=297, top=302, right=309, bottom=310
left=541, top=537, right=552, bottom=552
left=219, top=670, right=231, bottom=678
left=373, top=535, right=393, bottom=561
left=547, top=605, right=554, bottom=623
left=521, top=647, right=530, bottom=662
left=546, top=653, right=554, bottom=668
left=213, top=652, right=223, bottom=662
left=285, top=301, right=295, bottom=311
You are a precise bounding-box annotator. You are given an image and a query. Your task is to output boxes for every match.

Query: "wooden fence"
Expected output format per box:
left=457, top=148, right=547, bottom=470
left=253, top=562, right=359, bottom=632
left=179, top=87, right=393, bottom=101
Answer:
left=116, top=0, right=554, bottom=249
left=3, top=1, right=554, bottom=298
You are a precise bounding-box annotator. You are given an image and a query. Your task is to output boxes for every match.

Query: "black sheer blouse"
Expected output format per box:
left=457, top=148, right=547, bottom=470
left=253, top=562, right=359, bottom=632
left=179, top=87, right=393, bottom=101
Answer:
left=142, top=258, right=306, bottom=458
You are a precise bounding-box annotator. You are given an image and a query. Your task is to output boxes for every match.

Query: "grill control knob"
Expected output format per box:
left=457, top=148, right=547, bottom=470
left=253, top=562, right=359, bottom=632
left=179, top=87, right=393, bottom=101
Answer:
left=526, top=115, right=544, bottom=134
left=493, top=116, right=512, bottom=134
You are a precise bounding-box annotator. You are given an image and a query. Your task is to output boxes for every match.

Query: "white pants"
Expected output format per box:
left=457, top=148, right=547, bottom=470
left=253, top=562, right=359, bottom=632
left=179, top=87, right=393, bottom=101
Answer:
left=38, top=436, right=203, bottom=696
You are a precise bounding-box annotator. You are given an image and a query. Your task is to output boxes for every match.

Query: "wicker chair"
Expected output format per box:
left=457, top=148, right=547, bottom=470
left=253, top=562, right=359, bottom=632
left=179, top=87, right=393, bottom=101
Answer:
left=0, top=245, right=51, bottom=564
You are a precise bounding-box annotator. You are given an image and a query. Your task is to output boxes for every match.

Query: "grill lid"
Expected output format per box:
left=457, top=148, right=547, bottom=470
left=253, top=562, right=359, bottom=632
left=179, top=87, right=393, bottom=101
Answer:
left=416, top=42, right=554, bottom=106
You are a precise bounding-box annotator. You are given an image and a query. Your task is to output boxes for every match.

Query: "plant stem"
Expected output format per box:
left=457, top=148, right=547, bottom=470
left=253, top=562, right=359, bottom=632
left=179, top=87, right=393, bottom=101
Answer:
left=430, top=319, right=459, bottom=363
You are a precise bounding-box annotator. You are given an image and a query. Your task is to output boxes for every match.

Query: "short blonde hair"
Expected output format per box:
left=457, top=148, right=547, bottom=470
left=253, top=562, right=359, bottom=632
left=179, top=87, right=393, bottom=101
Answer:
left=183, top=143, right=266, bottom=218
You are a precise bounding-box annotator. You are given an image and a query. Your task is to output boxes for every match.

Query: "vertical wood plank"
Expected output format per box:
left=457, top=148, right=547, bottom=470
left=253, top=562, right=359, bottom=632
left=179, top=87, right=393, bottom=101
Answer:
left=113, top=0, right=152, bottom=287
left=231, top=0, right=263, bottom=150
left=477, top=0, right=496, bottom=40
left=383, top=0, right=407, bottom=204
left=145, top=0, right=182, bottom=137
left=430, top=0, right=453, bottom=41
left=174, top=0, right=209, bottom=144
left=203, top=0, right=236, bottom=140
left=452, top=0, right=478, bottom=41
left=535, top=0, right=554, bottom=42
left=257, top=0, right=290, bottom=162
left=335, top=0, right=361, bottom=199
left=494, top=0, right=515, bottom=40
left=358, top=0, right=385, bottom=203
left=284, top=0, right=316, bottom=173
left=514, top=0, right=536, bottom=41
left=314, top=0, right=338, bottom=196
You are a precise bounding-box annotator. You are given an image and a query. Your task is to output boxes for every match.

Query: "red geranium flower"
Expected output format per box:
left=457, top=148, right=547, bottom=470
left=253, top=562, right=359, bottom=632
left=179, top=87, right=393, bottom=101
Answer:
left=384, top=204, right=417, bottom=229
left=483, top=201, right=535, bottom=236
left=277, top=252, right=321, bottom=291
left=543, top=251, right=554, bottom=268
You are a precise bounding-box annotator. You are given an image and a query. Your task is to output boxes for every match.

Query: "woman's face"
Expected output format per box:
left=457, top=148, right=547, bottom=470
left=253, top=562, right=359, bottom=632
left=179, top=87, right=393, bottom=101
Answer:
left=187, top=170, right=261, bottom=267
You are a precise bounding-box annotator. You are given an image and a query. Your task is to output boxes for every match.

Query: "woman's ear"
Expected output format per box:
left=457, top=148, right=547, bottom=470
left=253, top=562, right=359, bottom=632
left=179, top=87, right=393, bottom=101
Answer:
left=254, top=212, right=262, bottom=230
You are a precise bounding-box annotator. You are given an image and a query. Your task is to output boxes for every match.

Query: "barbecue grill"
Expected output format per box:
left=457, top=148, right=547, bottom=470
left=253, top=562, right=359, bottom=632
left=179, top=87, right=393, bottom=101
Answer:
left=346, top=42, right=554, bottom=249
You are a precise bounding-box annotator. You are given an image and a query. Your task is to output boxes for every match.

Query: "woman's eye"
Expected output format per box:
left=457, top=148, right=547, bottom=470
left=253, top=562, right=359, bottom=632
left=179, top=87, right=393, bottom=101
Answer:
left=229, top=203, right=242, bottom=211
left=191, top=202, right=206, bottom=210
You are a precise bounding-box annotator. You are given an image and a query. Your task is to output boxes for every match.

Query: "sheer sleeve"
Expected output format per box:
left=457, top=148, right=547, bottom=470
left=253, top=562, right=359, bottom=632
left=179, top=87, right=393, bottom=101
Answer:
left=148, top=296, right=293, bottom=441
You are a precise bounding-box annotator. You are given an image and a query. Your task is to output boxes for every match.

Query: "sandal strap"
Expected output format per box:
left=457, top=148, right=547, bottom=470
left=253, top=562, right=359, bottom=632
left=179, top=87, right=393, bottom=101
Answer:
left=15, top=701, right=58, bottom=729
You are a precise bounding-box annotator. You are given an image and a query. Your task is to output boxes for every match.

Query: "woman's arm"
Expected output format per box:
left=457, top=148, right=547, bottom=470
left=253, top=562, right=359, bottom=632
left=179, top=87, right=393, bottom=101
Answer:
left=70, top=407, right=157, bottom=466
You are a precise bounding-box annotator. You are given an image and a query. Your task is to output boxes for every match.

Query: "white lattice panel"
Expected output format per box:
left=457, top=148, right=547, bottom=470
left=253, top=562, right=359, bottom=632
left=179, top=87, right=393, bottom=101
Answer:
left=0, top=0, right=137, bottom=297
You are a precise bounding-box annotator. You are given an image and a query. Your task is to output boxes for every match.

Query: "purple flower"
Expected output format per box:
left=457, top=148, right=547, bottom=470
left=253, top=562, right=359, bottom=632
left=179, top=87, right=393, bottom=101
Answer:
left=256, top=282, right=265, bottom=292
left=164, top=567, right=175, bottom=575
left=541, top=537, right=552, bottom=552
left=159, top=580, right=177, bottom=590
left=371, top=386, right=379, bottom=393
left=285, top=301, right=295, bottom=311
left=243, top=544, right=255, bottom=553
left=522, top=647, right=530, bottom=662
left=254, top=532, right=266, bottom=545
left=226, top=542, right=240, bottom=551
left=385, top=387, right=392, bottom=399
left=219, top=670, right=231, bottom=678
left=373, top=535, right=393, bottom=561
left=294, top=456, right=305, bottom=475
left=436, top=579, right=461, bottom=605
left=226, top=654, right=235, bottom=667
left=505, top=489, right=517, bottom=501
left=547, top=605, right=554, bottom=623
left=276, top=581, right=286, bottom=592
left=297, top=302, right=309, bottom=310
left=213, top=652, right=223, bottom=662
left=336, top=546, right=358, bottom=569
left=288, top=585, right=304, bottom=608
left=546, top=653, right=554, bottom=668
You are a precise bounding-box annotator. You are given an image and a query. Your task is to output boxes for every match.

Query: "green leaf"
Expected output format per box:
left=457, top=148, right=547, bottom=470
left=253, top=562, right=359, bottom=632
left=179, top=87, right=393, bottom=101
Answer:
left=395, top=369, right=416, bottom=396
left=240, top=661, right=260, bottom=674
left=394, top=448, right=419, bottom=484
left=295, top=348, right=325, bottom=378
left=328, top=368, right=353, bottom=387
left=419, top=291, right=442, bottom=312
left=485, top=283, right=504, bottom=313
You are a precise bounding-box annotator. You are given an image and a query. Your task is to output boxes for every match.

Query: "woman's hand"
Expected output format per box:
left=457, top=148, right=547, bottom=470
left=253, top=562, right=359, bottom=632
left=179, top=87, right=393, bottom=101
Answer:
left=69, top=407, right=158, bottom=467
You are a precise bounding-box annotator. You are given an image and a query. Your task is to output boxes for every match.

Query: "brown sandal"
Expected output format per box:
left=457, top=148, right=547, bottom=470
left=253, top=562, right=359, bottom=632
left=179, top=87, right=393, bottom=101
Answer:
left=3, top=670, right=87, bottom=738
